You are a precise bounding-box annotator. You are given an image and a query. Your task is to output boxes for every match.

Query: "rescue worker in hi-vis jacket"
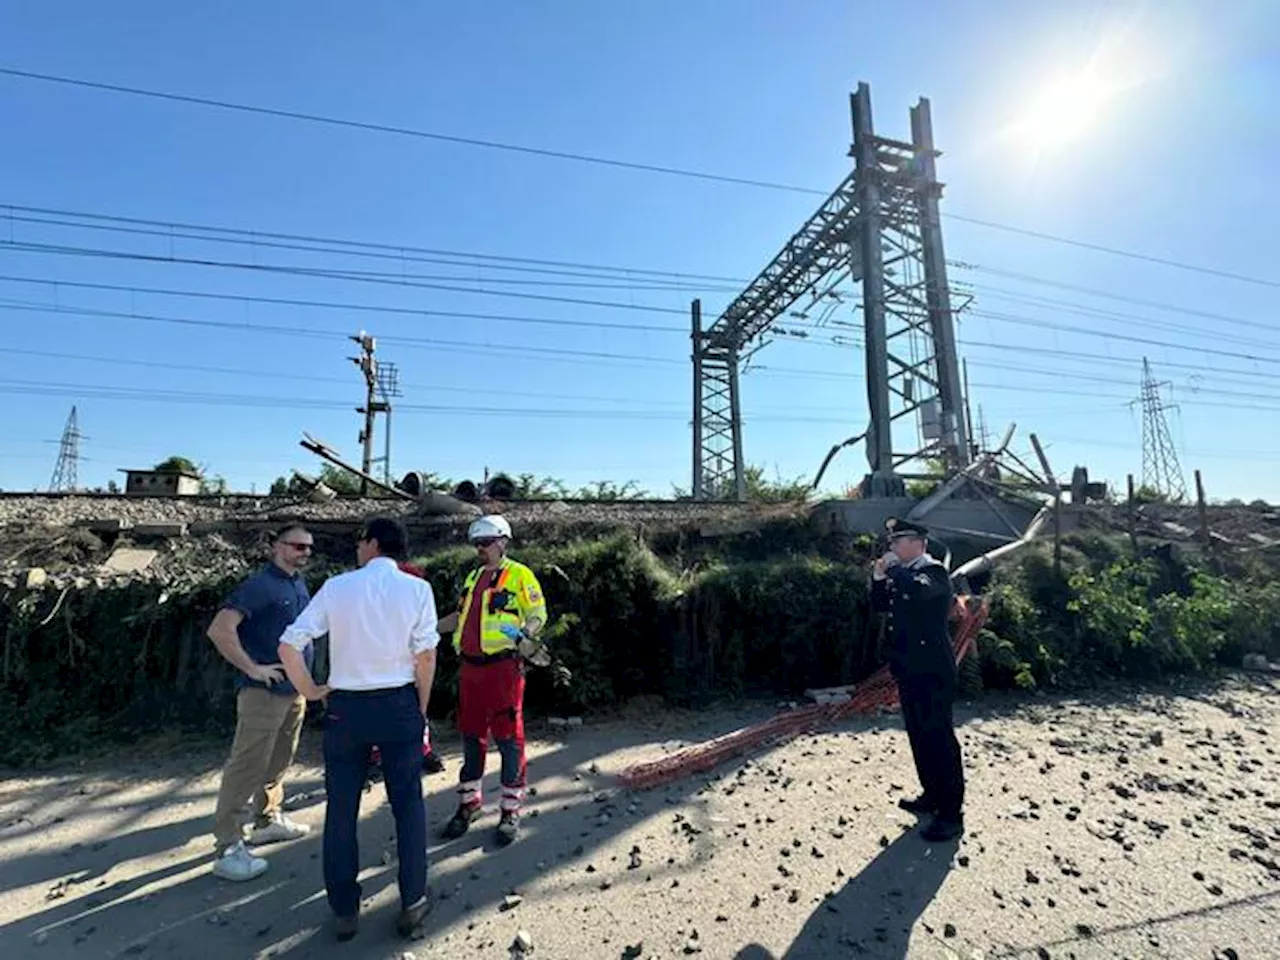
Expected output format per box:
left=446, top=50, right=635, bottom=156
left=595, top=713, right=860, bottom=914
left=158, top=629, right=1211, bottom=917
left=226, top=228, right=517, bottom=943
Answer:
left=870, top=516, right=966, bottom=842
left=435, top=515, right=548, bottom=846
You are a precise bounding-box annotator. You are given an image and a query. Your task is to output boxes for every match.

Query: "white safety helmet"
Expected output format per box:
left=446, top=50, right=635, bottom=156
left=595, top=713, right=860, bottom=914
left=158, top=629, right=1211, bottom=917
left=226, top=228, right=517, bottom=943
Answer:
left=467, top=514, right=512, bottom=542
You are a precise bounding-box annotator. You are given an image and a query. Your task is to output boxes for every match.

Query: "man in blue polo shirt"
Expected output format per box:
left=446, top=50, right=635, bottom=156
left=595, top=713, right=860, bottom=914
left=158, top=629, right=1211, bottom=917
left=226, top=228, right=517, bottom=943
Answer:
left=206, top=524, right=317, bottom=881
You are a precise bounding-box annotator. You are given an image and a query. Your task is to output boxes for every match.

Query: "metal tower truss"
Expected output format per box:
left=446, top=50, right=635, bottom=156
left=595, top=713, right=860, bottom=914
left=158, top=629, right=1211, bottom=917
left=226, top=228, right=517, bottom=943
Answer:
left=1139, top=357, right=1187, bottom=502
left=48, top=405, right=83, bottom=493
left=691, top=82, right=970, bottom=500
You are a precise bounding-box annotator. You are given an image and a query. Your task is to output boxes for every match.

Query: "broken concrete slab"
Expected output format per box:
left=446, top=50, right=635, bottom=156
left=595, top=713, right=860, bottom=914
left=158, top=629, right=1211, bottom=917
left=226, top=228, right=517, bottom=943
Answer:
left=101, top=547, right=158, bottom=574
left=77, top=518, right=130, bottom=534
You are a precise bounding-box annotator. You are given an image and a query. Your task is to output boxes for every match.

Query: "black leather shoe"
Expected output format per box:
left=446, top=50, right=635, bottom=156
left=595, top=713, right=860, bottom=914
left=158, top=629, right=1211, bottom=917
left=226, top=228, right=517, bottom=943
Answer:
left=334, top=913, right=359, bottom=942
left=396, top=892, right=433, bottom=939
left=897, top=794, right=937, bottom=815
left=421, top=751, right=445, bottom=775
left=921, top=815, right=964, bottom=842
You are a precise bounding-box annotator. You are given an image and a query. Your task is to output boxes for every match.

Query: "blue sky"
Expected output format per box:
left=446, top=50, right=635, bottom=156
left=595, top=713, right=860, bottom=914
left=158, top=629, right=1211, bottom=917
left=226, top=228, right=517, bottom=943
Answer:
left=1, top=1, right=1277, bottom=501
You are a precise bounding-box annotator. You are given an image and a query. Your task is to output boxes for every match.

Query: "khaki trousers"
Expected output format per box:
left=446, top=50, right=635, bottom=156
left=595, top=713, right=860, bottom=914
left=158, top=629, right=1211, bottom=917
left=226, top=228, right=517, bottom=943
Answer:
left=212, top=687, right=307, bottom=849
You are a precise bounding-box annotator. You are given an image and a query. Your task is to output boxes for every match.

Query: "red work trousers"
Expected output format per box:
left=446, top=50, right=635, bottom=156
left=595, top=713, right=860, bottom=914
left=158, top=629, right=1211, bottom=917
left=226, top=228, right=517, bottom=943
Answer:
left=456, top=658, right=526, bottom=813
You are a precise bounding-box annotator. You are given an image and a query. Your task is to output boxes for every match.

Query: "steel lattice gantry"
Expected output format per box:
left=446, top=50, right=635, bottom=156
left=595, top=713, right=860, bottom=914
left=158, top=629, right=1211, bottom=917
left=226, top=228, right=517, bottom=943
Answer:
left=691, top=82, right=971, bottom=500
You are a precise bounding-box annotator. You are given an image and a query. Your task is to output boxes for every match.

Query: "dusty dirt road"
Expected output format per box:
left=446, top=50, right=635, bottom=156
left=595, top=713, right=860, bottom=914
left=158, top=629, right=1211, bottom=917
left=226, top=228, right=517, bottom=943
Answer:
left=1, top=677, right=1277, bottom=960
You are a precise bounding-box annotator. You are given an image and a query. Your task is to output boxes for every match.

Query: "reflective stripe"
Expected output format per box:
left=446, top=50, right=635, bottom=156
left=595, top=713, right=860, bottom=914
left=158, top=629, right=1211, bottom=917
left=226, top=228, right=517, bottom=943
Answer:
left=499, top=785, right=524, bottom=812
left=451, top=558, right=548, bottom=656
left=458, top=779, right=482, bottom=805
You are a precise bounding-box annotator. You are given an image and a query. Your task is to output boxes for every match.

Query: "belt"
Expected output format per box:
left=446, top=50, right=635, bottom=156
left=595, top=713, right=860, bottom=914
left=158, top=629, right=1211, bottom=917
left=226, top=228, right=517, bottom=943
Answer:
left=460, top=650, right=519, bottom=666
left=329, top=683, right=415, bottom=698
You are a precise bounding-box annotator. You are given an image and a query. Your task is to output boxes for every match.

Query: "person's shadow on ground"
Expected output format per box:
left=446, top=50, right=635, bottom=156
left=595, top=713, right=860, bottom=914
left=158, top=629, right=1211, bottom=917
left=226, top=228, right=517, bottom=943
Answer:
left=735, top=827, right=959, bottom=960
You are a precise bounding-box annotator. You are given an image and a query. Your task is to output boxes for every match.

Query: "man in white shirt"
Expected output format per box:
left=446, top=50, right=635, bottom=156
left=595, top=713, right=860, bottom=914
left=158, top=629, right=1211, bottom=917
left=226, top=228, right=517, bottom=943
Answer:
left=278, top=517, right=439, bottom=943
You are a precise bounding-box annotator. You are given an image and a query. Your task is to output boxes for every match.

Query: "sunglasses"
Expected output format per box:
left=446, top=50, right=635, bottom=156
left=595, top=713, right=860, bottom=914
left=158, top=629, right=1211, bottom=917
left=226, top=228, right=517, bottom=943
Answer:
left=280, top=541, right=314, bottom=552
left=472, top=538, right=500, bottom=548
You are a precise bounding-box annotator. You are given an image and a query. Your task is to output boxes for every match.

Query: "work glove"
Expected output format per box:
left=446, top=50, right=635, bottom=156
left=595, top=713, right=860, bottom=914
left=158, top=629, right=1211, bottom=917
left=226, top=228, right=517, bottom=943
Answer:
left=518, top=634, right=552, bottom=667
left=498, top=624, right=551, bottom=666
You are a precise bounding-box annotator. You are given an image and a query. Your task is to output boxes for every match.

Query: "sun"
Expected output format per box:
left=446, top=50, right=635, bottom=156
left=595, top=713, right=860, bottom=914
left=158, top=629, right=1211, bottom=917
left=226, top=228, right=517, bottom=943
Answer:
left=1013, top=72, right=1113, bottom=152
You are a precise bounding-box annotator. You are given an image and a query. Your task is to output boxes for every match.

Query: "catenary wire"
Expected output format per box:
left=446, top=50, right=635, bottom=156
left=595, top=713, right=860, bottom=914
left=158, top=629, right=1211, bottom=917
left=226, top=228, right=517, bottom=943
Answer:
left=0, top=246, right=695, bottom=316
left=1, top=67, right=1277, bottom=289
left=0, top=205, right=750, bottom=286
left=5, top=293, right=1280, bottom=392
left=5, top=258, right=1280, bottom=367
left=4, top=207, right=1276, bottom=346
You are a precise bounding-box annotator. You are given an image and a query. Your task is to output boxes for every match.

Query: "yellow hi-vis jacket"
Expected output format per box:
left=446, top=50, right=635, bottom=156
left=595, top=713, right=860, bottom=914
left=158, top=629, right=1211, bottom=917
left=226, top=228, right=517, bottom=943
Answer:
left=451, top=557, right=547, bottom=657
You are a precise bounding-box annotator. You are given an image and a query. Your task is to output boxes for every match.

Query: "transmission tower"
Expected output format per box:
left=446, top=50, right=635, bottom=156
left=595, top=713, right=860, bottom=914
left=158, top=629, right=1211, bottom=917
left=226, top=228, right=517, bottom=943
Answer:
left=691, top=82, right=969, bottom=500
left=48, top=405, right=83, bottom=492
left=1139, top=357, right=1187, bottom=502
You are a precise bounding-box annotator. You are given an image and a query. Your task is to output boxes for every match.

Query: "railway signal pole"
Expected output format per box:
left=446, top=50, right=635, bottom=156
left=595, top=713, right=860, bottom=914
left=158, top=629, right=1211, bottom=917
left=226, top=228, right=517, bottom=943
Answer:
left=349, top=332, right=401, bottom=494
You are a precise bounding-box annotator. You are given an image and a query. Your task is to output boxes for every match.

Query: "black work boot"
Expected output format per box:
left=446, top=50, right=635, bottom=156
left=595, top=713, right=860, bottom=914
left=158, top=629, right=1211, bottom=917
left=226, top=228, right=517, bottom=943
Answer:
left=441, top=803, right=480, bottom=840
left=495, top=811, right=520, bottom=846
left=897, top=794, right=937, bottom=815
left=921, top=814, right=964, bottom=842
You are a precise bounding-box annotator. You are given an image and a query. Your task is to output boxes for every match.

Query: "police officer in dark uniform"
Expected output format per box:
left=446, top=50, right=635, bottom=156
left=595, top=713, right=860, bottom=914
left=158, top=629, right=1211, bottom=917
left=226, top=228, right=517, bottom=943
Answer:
left=870, top=517, right=965, bottom=842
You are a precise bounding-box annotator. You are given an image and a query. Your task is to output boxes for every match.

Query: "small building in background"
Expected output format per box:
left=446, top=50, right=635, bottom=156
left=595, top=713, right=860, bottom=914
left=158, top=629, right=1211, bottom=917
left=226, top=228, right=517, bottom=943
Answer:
left=120, top=468, right=202, bottom=496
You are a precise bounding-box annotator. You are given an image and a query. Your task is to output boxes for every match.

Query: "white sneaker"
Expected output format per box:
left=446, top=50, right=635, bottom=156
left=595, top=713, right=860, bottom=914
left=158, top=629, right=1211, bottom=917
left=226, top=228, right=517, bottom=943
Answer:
left=248, top=813, right=310, bottom=846
left=212, top=841, right=268, bottom=881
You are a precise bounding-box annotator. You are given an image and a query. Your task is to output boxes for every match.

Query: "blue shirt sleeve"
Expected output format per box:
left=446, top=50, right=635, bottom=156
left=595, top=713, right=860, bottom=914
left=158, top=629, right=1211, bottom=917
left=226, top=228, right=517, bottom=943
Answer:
left=224, top=573, right=269, bottom=620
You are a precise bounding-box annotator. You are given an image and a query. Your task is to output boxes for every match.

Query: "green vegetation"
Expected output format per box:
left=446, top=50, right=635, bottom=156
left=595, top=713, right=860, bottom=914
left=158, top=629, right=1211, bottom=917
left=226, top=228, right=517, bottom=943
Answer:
left=154, top=454, right=227, bottom=494
left=671, top=464, right=813, bottom=502
left=269, top=465, right=368, bottom=497
left=978, top=535, right=1280, bottom=690
left=1, top=523, right=1276, bottom=767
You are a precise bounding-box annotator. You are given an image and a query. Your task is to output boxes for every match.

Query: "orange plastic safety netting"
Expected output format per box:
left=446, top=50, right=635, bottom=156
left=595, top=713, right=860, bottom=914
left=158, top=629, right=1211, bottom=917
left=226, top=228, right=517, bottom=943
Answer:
left=616, top=595, right=989, bottom=791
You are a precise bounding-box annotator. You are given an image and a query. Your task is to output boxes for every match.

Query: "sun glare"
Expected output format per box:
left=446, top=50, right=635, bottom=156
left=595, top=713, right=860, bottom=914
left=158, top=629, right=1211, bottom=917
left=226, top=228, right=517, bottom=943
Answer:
left=1015, top=72, right=1112, bottom=151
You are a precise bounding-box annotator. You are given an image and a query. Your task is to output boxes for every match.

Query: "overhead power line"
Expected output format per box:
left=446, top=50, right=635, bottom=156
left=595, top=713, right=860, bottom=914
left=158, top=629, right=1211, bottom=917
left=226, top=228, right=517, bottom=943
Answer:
left=966, top=308, right=1280, bottom=367
left=0, top=345, right=689, bottom=407
left=0, top=272, right=689, bottom=330
left=7, top=341, right=1280, bottom=418
left=0, top=66, right=813, bottom=196
left=0, top=203, right=749, bottom=286
left=6, top=227, right=1278, bottom=351
left=2, top=67, right=1277, bottom=290
left=5, top=285, right=1280, bottom=393
left=6, top=242, right=1280, bottom=365
left=962, top=265, right=1280, bottom=336
left=0, top=236, right=739, bottom=295
left=0, top=298, right=686, bottom=367
left=0, top=244, right=693, bottom=316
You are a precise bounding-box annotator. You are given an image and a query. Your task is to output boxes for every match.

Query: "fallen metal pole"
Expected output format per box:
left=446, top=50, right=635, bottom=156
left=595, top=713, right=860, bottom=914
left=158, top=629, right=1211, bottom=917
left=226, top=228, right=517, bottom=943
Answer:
left=810, top=430, right=866, bottom=491
left=1029, top=433, right=1063, bottom=574
left=907, top=422, right=1016, bottom=522
left=951, top=499, right=1053, bottom=580
left=299, top=436, right=415, bottom=501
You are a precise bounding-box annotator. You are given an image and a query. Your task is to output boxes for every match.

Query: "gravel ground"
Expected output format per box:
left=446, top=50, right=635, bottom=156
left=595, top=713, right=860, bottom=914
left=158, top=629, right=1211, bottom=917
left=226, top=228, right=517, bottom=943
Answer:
left=0, top=495, right=783, bottom=531
left=1, top=677, right=1277, bottom=960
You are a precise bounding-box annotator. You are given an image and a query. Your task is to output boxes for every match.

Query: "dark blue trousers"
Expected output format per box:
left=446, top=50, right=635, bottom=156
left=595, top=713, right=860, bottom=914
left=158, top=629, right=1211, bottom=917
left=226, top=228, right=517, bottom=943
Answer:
left=322, top=685, right=427, bottom=918
left=896, top=671, right=965, bottom=820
